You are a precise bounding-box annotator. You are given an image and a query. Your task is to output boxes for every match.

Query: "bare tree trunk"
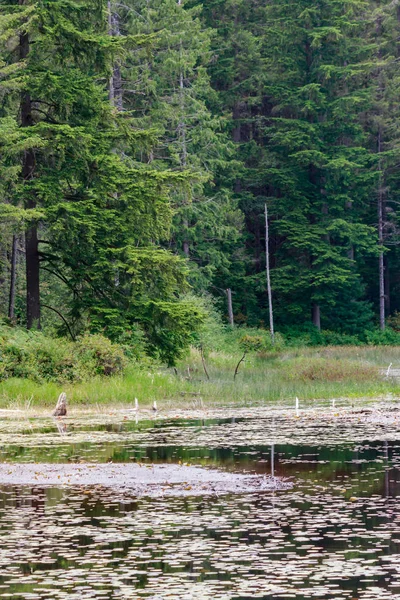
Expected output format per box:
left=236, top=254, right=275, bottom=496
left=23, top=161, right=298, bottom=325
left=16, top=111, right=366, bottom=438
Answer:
left=107, top=1, right=116, bottom=105
left=378, top=130, right=385, bottom=331
left=53, top=392, right=67, bottom=417
left=226, top=288, right=234, bottom=327
left=8, top=235, right=17, bottom=321
left=20, top=7, right=40, bottom=329
left=25, top=224, right=40, bottom=329
left=108, top=2, right=123, bottom=110
left=384, top=254, right=390, bottom=315
left=183, top=236, right=189, bottom=257
left=312, top=303, right=321, bottom=331
left=232, top=102, right=241, bottom=143
left=234, top=352, right=246, bottom=380
left=265, top=203, right=274, bottom=343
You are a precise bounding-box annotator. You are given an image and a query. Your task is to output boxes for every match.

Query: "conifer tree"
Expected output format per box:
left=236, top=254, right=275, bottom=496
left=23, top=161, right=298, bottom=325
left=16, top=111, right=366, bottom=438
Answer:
left=0, top=0, right=204, bottom=362
left=118, top=0, right=243, bottom=295
left=250, top=0, right=378, bottom=330
left=361, top=0, right=400, bottom=328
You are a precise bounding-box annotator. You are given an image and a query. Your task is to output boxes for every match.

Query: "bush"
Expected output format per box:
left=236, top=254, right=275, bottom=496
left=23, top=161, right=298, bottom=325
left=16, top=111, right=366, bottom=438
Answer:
left=75, top=334, right=127, bottom=377
left=239, top=332, right=285, bottom=354
left=0, top=325, right=127, bottom=383
left=364, top=327, right=400, bottom=346
left=386, top=312, right=400, bottom=333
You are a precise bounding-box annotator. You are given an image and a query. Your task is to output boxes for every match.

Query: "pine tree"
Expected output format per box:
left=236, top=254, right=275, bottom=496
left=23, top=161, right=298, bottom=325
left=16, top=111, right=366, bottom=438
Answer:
left=116, top=0, right=243, bottom=298
left=0, top=0, right=204, bottom=362
left=360, top=1, right=400, bottom=328
left=252, top=0, right=378, bottom=331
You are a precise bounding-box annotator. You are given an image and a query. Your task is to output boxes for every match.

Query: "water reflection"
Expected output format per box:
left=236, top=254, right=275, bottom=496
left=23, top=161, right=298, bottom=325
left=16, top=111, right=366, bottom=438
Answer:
left=0, top=411, right=399, bottom=598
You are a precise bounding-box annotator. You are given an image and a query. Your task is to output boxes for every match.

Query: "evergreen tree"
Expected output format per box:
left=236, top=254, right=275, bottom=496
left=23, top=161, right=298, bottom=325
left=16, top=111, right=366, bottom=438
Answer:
left=117, top=0, right=243, bottom=297
left=0, top=0, right=204, bottom=363
left=261, top=0, right=379, bottom=331
left=359, top=1, right=400, bottom=328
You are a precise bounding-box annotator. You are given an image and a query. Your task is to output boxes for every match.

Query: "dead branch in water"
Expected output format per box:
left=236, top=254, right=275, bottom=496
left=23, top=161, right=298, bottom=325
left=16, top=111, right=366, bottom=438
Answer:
left=200, top=346, right=210, bottom=380
left=234, top=352, right=247, bottom=381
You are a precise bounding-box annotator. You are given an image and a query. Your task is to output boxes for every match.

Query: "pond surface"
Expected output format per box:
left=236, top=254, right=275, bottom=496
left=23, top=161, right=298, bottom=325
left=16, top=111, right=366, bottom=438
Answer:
left=1, top=401, right=400, bottom=599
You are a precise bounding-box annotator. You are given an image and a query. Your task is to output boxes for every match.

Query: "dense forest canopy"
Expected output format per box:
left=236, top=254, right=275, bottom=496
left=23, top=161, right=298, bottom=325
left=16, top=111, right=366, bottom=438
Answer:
left=1, top=0, right=400, bottom=361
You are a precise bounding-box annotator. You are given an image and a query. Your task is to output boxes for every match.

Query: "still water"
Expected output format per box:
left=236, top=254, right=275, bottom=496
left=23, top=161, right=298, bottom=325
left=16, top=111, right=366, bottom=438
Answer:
left=0, top=404, right=399, bottom=599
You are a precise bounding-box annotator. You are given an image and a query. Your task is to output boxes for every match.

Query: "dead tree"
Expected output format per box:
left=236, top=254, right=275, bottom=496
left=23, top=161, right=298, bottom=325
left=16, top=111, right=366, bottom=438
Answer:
left=53, top=392, right=67, bottom=417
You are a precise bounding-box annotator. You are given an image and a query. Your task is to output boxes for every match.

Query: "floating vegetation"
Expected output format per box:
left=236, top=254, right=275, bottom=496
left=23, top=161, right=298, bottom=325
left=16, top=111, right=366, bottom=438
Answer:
left=0, top=402, right=399, bottom=598
left=0, top=462, right=283, bottom=496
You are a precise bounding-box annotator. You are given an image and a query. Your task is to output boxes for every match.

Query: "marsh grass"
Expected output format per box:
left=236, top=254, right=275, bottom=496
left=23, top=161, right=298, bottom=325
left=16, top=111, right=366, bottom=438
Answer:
left=0, top=345, right=399, bottom=409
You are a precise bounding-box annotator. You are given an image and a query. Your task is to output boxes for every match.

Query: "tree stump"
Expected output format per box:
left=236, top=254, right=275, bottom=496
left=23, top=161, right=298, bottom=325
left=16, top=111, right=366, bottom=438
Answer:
left=53, top=392, right=67, bottom=417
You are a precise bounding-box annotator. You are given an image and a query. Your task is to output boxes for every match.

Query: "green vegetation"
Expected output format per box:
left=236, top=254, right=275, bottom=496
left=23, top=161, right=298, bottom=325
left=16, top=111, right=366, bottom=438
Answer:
left=1, top=317, right=400, bottom=409
left=3, top=0, right=400, bottom=371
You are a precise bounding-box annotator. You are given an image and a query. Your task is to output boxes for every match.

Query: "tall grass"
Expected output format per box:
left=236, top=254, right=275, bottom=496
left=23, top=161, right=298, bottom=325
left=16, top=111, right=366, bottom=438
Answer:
left=1, top=345, right=399, bottom=410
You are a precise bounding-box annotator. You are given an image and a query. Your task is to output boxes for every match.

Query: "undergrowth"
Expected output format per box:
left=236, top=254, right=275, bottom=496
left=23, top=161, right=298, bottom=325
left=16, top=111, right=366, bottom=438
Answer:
left=1, top=316, right=400, bottom=409
left=0, top=345, right=399, bottom=410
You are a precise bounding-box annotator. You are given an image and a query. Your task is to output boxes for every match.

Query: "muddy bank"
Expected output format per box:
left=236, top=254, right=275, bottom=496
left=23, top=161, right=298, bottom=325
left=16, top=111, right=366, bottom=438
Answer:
left=0, top=462, right=287, bottom=497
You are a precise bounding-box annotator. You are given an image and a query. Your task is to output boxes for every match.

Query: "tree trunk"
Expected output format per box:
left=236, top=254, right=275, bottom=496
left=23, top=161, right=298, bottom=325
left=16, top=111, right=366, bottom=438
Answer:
left=226, top=288, right=234, bottom=327
left=265, top=204, right=274, bottom=343
left=312, top=303, right=321, bottom=331
left=378, top=128, right=385, bottom=331
left=232, top=102, right=241, bottom=143
left=25, top=225, right=40, bottom=329
left=8, top=234, right=17, bottom=321
left=108, top=2, right=123, bottom=110
left=183, top=234, right=190, bottom=258
left=20, top=8, right=40, bottom=329
left=107, top=1, right=115, bottom=105
left=384, top=254, right=390, bottom=315
left=376, top=14, right=385, bottom=331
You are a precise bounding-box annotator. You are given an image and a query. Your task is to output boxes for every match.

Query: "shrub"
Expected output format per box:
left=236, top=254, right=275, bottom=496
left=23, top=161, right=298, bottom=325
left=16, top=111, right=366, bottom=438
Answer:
left=0, top=325, right=128, bottom=383
left=239, top=332, right=284, bottom=354
left=364, top=328, right=400, bottom=346
left=75, top=334, right=127, bottom=377
left=386, top=313, right=400, bottom=334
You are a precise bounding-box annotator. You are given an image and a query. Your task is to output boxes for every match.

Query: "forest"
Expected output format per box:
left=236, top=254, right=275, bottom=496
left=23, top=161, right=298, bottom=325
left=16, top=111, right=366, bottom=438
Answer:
left=2, top=0, right=400, bottom=365
left=2, top=5, right=400, bottom=598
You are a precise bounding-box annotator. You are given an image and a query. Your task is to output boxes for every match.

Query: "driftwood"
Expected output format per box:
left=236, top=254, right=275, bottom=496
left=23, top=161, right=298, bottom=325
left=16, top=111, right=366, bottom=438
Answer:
left=53, top=392, right=67, bottom=417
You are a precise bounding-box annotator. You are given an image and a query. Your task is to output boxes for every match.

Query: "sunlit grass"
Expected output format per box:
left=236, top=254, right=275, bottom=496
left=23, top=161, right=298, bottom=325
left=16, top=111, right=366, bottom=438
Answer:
left=1, top=345, right=400, bottom=410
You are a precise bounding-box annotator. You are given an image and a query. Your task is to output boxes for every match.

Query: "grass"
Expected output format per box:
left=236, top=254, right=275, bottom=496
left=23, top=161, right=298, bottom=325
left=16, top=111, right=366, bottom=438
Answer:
left=1, top=344, right=400, bottom=411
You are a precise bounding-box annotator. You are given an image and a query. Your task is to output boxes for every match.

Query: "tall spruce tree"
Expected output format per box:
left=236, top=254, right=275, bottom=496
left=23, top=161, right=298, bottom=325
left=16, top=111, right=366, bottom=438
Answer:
left=250, top=0, right=378, bottom=330
left=359, top=1, right=400, bottom=329
left=0, top=0, right=204, bottom=363
left=114, top=0, right=244, bottom=299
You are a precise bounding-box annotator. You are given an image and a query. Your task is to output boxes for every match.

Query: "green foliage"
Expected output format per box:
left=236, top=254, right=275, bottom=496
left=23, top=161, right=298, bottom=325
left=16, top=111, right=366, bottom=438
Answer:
left=74, top=334, right=127, bottom=377
left=123, top=0, right=243, bottom=291
left=238, top=333, right=284, bottom=354
left=0, top=324, right=127, bottom=383
left=3, top=0, right=400, bottom=357
left=0, top=0, right=203, bottom=364
left=283, top=324, right=362, bottom=347
left=387, top=312, right=400, bottom=332
left=141, top=297, right=206, bottom=366
left=364, top=328, right=400, bottom=347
